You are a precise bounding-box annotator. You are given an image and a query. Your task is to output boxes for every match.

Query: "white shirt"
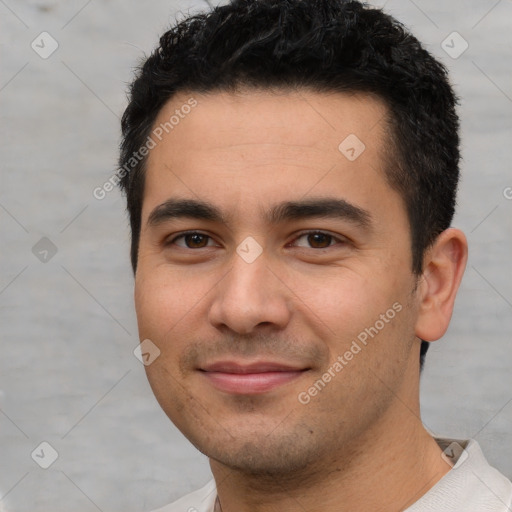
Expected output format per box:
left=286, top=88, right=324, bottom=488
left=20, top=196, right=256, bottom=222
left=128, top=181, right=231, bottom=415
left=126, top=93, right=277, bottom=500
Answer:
left=149, top=438, right=512, bottom=512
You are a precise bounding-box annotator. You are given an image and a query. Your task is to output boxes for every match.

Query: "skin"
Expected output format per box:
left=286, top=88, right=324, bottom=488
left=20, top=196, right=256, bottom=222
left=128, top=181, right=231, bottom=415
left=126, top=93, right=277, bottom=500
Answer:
left=134, top=88, right=468, bottom=511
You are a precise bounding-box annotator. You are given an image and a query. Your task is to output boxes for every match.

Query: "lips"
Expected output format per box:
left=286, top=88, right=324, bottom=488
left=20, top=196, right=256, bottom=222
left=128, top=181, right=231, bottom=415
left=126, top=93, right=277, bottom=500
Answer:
left=199, top=361, right=309, bottom=394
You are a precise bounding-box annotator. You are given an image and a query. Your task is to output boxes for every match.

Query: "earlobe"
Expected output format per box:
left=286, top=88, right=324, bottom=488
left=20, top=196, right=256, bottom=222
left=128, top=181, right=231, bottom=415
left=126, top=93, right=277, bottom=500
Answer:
left=415, top=228, right=468, bottom=342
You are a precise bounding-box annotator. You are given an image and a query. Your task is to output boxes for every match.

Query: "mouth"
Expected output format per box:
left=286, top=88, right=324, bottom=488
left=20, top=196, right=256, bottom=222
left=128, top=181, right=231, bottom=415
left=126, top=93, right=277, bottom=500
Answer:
left=199, top=361, right=310, bottom=395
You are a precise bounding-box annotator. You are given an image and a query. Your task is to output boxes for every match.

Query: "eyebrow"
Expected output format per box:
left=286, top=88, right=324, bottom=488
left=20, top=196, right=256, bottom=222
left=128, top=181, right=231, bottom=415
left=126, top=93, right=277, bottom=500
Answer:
left=147, top=197, right=372, bottom=230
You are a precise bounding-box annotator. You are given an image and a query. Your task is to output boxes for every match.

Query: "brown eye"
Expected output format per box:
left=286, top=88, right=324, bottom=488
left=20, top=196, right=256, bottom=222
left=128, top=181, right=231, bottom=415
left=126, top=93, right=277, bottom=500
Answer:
left=183, top=233, right=209, bottom=248
left=292, top=231, right=343, bottom=249
left=306, top=232, right=333, bottom=248
left=167, top=232, right=214, bottom=249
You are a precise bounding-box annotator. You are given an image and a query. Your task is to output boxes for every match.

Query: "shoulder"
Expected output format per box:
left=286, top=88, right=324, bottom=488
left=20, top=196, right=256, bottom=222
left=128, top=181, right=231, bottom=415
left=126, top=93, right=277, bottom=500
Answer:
left=147, top=480, right=217, bottom=512
left=407, top=438, right=512, bottom=512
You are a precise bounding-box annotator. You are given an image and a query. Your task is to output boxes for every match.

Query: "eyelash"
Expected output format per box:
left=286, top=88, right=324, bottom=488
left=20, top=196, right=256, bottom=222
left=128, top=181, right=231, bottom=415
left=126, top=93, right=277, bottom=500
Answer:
left=165, top=230, right=347, bottom=250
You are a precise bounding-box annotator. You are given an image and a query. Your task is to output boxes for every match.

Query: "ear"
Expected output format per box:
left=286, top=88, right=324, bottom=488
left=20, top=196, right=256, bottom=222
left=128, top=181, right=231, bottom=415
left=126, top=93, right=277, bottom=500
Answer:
left=415, top=228, right=468, bottom=341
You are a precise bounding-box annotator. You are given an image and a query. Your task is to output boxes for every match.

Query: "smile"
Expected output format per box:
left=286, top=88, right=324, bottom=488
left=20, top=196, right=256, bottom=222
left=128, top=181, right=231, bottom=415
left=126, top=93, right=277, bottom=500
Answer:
left=199, top=361, right=309, bottom=394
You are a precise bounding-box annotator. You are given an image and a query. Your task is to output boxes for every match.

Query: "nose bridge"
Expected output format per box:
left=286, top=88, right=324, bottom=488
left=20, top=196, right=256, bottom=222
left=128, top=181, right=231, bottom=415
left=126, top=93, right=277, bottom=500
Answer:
left=208, top=246, right=291, bottom=334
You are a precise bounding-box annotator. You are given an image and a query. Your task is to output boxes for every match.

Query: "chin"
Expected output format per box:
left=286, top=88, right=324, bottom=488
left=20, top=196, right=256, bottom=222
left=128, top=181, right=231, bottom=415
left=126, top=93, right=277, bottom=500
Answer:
left=197, top=428, right=328, bottom=480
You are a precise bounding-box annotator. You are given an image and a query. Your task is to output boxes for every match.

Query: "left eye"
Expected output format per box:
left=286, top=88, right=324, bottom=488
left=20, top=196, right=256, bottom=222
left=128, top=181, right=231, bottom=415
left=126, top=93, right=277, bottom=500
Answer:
left=291, top=231, right=342, bottom=249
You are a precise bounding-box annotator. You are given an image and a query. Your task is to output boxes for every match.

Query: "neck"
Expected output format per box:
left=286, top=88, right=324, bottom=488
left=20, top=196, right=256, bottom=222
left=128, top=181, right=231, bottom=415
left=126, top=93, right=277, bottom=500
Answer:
left=210, top=370, right=450, bottom=511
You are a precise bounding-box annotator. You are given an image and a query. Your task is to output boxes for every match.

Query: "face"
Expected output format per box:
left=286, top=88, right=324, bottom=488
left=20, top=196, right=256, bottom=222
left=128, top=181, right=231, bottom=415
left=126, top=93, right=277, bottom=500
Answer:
left=134, top=88, right=422, bottom=477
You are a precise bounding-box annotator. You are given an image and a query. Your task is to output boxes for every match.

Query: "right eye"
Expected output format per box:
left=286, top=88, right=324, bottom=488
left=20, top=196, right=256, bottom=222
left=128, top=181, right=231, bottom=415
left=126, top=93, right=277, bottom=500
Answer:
left=165, top=231, right=217, bottom=249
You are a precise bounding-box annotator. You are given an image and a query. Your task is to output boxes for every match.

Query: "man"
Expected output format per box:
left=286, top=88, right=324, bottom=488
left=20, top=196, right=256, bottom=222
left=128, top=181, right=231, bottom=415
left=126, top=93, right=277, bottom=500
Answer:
left=118, top=0, right=512, bottom=510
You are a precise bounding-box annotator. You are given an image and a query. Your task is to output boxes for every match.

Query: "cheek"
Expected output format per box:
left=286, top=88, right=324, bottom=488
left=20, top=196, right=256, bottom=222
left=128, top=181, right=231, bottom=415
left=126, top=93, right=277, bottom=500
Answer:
left=134, top=274, right=197, bottom=410
left=300, top=269, right=412, bottom=358
left=135, top=269, right=205, bottom=338
left=294, top=270, right=386, bottom=329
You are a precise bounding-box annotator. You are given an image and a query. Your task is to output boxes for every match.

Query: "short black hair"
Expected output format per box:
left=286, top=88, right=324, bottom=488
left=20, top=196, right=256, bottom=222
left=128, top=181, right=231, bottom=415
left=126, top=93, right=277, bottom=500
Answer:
left=118, top=0, right=461, bottom=372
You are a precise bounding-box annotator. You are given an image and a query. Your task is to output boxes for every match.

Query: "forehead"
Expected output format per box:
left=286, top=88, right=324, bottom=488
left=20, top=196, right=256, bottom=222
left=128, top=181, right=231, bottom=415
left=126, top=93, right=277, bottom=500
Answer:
left=142, top=88, right=400, bottom=227
left=151, top=87, right=389, bottom=152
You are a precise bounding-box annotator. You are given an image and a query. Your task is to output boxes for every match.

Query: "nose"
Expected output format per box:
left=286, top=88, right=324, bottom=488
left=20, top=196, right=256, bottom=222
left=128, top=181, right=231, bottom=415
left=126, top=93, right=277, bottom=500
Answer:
left=208, top=247, right=292, bottom=335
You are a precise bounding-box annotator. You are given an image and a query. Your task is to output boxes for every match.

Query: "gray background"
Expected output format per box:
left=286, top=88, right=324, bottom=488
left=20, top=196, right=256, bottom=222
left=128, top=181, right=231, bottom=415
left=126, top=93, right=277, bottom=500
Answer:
left=1, top=0, right=511, bottom=510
